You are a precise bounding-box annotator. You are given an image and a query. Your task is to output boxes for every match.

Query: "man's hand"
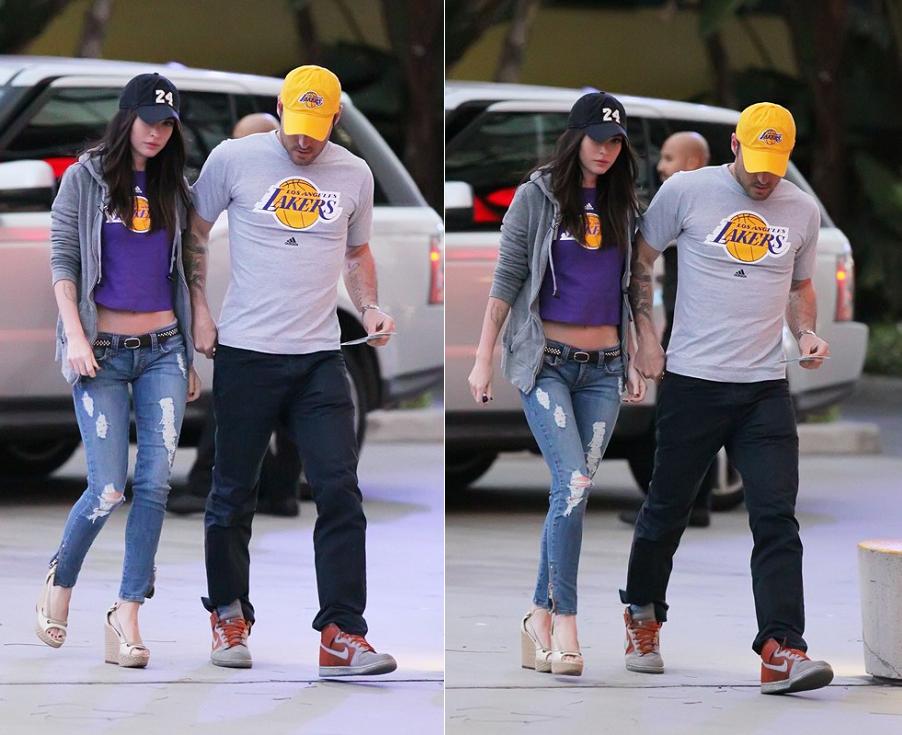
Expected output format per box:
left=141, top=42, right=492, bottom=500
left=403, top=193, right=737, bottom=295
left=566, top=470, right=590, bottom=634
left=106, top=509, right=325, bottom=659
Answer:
left=798, top=332, right=830, bottom=370
left=187, top=366, right=202, bottom=401
left=193, top=309, right=218, bottom=359
left=362, top=307, right=395, bottom=347
left=635, top=338, right=665, bottom=381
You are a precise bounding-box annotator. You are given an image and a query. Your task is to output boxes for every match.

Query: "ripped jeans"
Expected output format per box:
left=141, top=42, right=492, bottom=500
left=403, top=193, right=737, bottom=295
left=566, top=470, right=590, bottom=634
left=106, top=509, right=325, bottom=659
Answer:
left=521, top=340, right=623, bottom=615
left=51, top=328, right=188, bottom=602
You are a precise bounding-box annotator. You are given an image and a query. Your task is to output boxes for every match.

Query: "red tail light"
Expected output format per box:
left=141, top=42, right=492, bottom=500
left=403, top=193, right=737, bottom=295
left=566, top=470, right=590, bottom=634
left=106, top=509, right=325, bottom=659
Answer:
left=835, top=253, right=854, bottom=321
left=472, top=187, right=517, bottom=224
left=428, top=232, right=444, bottom=304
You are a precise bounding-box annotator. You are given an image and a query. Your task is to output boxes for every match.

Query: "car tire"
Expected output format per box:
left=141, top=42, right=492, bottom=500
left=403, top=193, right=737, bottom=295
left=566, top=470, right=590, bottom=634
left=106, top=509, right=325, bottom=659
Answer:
left=0, top=437, right=81, bottom=478
left=446, top=451, right=498, bottom=488
left=341, top=346, right=368, bottom=449
left=627, top=440, right=745, bottom=511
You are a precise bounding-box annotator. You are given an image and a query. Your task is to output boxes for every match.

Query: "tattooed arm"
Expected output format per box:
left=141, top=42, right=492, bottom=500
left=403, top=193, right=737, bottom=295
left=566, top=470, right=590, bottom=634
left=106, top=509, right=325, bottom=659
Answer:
left=787, top=278, right=830, bottom=369
left=184, top=209, right=218, bottom=358
left=343, top=243, right=395, bottom=347
left=468, top=297, right=511, bottom=404
left=52, top=279, right=98, bottom=378
left=629, top=234, right=665, bottom=380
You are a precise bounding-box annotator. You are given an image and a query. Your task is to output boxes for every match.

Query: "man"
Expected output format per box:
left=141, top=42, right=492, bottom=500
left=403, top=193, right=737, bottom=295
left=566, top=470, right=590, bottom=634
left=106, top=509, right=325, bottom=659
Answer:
left=169, top=112, right=303, bottom=518
left=619, top=131, right=714, bottom=529
left=184, top=66, right=397, bottom=676
left=621, top=103, right=834, bottom=695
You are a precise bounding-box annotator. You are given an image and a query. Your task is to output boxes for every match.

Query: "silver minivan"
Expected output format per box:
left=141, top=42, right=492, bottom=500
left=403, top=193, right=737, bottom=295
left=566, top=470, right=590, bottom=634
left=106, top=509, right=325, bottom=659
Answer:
left=445, top=81, right=868, bottom=508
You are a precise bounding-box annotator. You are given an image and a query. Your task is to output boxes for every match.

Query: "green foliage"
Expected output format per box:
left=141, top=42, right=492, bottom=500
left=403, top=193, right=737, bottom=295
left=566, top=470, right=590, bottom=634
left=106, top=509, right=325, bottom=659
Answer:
left=865, top=323, right=902, bottom=376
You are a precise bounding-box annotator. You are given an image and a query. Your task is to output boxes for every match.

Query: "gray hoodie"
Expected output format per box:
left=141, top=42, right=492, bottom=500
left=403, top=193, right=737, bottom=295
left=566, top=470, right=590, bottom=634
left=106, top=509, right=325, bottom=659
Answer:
left=49, top=152, right=193, bottom=384
left=489, top=169, right=634, bottom=393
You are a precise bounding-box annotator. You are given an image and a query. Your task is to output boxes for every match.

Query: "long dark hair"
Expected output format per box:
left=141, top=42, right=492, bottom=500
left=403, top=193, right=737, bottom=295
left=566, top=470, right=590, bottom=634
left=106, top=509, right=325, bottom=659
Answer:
left=89, top=109, right=189, bottom=237
left=535, top=127, right=639, bottom=250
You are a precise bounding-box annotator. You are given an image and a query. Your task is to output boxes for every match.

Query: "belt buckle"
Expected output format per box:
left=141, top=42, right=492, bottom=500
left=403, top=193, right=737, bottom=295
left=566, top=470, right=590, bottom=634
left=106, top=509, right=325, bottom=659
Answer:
left=123, top=336, right=142, bottom=349
left=573, top=351, right=590, bottom=364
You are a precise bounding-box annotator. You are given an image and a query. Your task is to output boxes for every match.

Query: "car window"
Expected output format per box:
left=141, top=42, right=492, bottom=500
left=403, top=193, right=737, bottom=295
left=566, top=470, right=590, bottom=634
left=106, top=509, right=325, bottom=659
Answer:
left=648, top=117, right=832, bottom=225
left=445, top=108, right=648, bottom=231
left=0, top=86, right=235, bottom=183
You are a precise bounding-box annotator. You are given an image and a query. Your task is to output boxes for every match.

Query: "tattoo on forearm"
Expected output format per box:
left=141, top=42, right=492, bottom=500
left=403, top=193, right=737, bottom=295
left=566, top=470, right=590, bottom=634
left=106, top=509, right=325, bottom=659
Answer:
left=344, top=254, right=377, bottom=310
left=628, top=258, right=653, bottom=326
left=488, top=300, right=508, bottom=328
left=61, top=281, right=77, bottom=304
left=183, top=236, right=208, bottom=291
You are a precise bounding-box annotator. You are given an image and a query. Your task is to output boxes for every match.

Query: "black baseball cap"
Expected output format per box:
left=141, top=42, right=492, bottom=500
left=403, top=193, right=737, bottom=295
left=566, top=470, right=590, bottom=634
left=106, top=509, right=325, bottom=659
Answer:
left=119, top=73, right=180, bottom=124
left=567, top=92, right=627, bottom=142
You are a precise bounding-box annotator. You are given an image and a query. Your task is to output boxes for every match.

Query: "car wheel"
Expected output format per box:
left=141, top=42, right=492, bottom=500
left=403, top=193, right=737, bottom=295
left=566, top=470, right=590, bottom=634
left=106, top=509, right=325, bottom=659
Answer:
left=446, top=451, right=498, bottom=488
left=0, top=437, right=81, bottom=478
left=341, top=346, right=368, bottom=448
left=628, top=440, right=745, bottom=511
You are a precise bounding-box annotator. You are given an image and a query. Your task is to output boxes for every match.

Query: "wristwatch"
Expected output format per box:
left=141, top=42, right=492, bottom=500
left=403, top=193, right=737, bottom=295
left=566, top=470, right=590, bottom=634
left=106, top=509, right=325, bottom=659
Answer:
left=797, top=329, right=817, bottom=340
left=360, top=303, right=382, bottom=317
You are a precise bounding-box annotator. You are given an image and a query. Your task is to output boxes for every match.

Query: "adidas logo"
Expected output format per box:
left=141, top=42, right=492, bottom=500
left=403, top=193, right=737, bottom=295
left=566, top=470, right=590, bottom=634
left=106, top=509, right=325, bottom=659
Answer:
left=284, top=237, right=299, bottom=247
left=733, top=269, right=748, bottom=278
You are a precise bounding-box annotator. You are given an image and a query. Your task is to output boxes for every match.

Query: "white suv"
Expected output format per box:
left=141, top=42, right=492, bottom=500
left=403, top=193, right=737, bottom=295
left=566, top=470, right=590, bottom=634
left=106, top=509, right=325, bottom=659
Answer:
left=445, top=81, right=868, bottom=507
left=0, top=56, right=444, bottom=477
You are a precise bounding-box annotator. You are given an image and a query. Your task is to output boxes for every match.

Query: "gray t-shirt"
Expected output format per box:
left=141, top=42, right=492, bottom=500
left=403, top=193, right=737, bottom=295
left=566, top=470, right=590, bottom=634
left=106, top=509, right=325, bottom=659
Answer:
left=192, top=132, right=374, bottom=354
left=640, top=164, right=820, bottom=382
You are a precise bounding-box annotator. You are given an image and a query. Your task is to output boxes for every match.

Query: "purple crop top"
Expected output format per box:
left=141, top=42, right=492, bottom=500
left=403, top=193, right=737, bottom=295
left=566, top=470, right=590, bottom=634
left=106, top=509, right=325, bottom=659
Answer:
left=539, top=188, right=624, bottom=326
left=94, top=171, right=174, bottom=312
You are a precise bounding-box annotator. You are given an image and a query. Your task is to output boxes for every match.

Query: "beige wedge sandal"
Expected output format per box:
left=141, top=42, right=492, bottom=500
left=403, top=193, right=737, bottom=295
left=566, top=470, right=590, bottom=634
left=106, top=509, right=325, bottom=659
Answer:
left=520, top=610, right=552, bottom=672
left=35, top=562, right=67, bottom=648
left=104, top=603, right=150, bottom=668
left=550, top=618, right=584, bottom=676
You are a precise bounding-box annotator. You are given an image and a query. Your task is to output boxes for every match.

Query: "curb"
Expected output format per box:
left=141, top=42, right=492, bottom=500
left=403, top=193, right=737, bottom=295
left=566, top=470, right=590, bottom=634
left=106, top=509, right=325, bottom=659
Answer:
left=798, top=420, right=882, bottom=456
left=367, top=410, right=882, bottom=455
left=367, top=407, right=443, bottom=444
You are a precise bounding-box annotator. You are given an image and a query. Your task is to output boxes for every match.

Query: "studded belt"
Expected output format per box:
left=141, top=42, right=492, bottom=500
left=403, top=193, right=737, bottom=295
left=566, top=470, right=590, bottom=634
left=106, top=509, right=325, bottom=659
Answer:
left=93, top=326, right=179, bottom=350
left=544, top=343, right=621, bottom=364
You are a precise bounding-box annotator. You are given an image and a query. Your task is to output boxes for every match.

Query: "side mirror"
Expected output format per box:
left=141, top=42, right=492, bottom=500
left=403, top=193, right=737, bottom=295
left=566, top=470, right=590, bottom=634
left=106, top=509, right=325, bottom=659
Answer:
left=444, top=180, right=474, bottom=230
left=0, top=160, right=57, bottom=212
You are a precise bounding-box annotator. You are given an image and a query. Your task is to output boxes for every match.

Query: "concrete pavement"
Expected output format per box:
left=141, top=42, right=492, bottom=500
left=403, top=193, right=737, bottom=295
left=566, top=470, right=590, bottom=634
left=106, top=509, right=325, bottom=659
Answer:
left=446, top=453, right=902, bottom=734
left=0, top=440, right=443, bottom=734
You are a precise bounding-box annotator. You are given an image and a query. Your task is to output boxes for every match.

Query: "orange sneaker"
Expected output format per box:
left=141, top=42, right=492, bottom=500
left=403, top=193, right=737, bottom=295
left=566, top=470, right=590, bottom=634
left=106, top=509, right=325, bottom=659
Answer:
left=623, top=608, right=664, bottom=673
left=210, top=611, right=252, bottom=668
left=760, top=639, right=833, bottom=695
left=319, top=624, right=397, bottom=677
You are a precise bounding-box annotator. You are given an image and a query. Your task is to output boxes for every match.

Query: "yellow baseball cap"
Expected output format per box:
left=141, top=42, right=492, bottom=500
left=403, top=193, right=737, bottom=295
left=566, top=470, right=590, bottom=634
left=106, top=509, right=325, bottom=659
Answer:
left=279, top=65, right=341, bottom=140
left=735, top=102, right=796, bottom=177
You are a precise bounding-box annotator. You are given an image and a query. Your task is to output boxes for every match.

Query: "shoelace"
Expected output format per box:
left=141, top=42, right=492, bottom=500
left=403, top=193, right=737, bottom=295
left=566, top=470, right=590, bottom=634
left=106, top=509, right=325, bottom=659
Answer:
left=217, top=617, right=248, bottom=648
left=336, top=632, right=375, bottom=653
left=630, top=620, right=661, bottom=655
left=772, top=646, right=808, bottom=663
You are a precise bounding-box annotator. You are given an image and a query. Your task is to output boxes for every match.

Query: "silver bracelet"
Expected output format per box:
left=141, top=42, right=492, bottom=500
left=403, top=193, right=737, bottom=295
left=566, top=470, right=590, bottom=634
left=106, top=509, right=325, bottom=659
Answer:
left=360, top=303, right=382, bottom=317
left=797, top=329, right=817, bottom=340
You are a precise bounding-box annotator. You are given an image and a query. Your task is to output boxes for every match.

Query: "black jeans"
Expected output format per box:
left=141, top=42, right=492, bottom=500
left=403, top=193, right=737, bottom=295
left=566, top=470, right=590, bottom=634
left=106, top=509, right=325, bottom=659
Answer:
left=621, top=372, right=805, bottom=653
left=202, top=346, right=367, bottom=634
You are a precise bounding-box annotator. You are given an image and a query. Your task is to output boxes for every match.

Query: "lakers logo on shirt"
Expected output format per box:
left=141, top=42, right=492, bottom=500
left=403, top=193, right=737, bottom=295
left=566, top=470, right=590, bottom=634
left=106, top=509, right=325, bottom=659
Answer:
left=130, top=195, right=151, bottom=233
left=705, top=211, right=790, bottom=263
left=104, top=193, right=151, bottom=233
left=254, top=177, right=342, bottom=231
left=581, top=212, right=602, bottom=250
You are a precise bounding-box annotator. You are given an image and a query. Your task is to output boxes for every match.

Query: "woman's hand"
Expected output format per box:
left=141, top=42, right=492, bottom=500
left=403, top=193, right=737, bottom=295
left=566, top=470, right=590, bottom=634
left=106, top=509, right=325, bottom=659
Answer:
left=187, top=366, right=202, bottom=402
left=622, top=364, right=647, bottom=404
left=67, top=333, right=100, bottom=378
left=192, top=309, right=218, bottom=359
left=468, top=358, right=494, bottom=405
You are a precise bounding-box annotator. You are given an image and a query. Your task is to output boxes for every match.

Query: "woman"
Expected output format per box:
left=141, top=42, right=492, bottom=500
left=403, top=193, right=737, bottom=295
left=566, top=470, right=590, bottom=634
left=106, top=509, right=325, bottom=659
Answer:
left=36, top=73, right=200, bottom=668
left=468, top=91, right=646, bottom=676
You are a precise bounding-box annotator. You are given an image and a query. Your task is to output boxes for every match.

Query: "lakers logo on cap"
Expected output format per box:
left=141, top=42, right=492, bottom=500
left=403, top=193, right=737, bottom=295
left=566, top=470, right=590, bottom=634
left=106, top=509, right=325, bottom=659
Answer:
left=758, top=128, right=783, bottom=145
left=705, top=211, right=790, bottom=263
left=254, top=177, right=342, bottom=230
left=582, top=212, right=602, bottom=250
left=299, top=91, right=324, bottom=109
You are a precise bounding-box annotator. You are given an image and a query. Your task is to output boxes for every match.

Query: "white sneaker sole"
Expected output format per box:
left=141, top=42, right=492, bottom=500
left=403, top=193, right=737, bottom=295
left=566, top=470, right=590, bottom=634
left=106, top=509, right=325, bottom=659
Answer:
left=211, top=650, right=253, bottom=669
left=625, top=657, right=664, bottom=674
left=319, top=657, right=397, bottom=677
left=761, top=663, right=834, bottom=695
